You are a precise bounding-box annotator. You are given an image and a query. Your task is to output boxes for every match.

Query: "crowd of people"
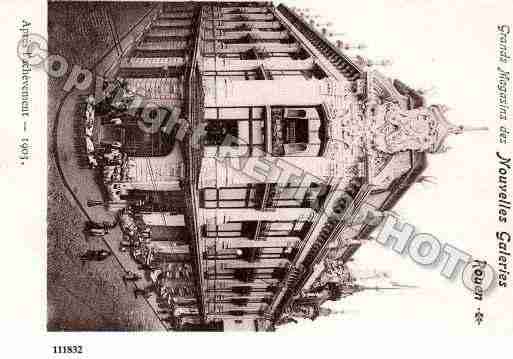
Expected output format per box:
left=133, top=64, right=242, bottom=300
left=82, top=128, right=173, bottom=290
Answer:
left=82, top=77, right=134, bottom=170
left=82, top=80, right=139, bottom=204
left=117, top=207, right=199, bottom=327
left=78, top=79, right=199, bottom=329
left=84, top=95, right=98, bottom=168
left=82, top=206, right=196, bottom=325
left=81, top=208, right=156, bottom=294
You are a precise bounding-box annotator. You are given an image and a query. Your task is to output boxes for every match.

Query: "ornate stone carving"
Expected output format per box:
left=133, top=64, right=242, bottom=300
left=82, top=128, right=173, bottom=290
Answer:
left=372, top=102, right=434, bottom=153
left=371, top=103, right=487, bottom=154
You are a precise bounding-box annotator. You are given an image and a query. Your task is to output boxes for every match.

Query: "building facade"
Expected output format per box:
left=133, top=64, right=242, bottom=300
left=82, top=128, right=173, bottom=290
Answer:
left=87, top=1, right=471, bottom=331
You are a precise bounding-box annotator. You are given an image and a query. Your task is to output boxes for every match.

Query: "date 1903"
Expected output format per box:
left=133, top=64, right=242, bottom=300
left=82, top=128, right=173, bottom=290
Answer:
left=52, top=345, right=83, bottom=354
left=19, top=137, right=30, bottom=165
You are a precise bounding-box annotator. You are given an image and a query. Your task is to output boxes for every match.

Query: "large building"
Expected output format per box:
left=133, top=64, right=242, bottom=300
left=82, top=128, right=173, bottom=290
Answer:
left=86, top=1, right=475, bottom=331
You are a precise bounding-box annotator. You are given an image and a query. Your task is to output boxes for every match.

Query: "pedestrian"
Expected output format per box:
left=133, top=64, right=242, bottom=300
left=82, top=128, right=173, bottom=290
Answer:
left=88, top=227, right=108, bottom=237
left=122, top=271, right=142, bottom=285
left=85, top=124, right=94, bottom=137
left=84, top=221, right=111, bottom=236
left=119, top=238, right=136, bottom=253
left=110, top=117, right=122, bottom=126
left=120, top=239, right=132, bottom=247
left=85, top=136, right=95, bottom=154
left=86, top=94, right=96, bottom=106
left=134, top=287, right=152, bottom=299
left=150, top=268, right=163, bottom=283
left=80, top=249, right=112, bottom=262
left=85, top=107, right=94, bottom=124
left=87, top=154, right=98, bottom=169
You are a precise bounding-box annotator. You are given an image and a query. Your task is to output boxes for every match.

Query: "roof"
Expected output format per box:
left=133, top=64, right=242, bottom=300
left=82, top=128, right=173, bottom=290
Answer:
left=276, top=4, right=363, bottom=81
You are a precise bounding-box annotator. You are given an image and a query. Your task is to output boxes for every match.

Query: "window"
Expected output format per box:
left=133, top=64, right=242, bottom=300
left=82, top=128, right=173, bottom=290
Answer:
left=204, top=220, right=309, bottom=238
left=282, top=118, right=309, bottom=144
left=271, top=69, right=312, bottom=80
left=204, top=222, right=243, bottom=238
left=201, top=183, right=320, bottom=209
left=270, top=107, right=323, bottom=157
left=204, top=107, right=265, bottom=156
left=262, top=221, right=306, bottom=236
left=202, top=186, right=257, bottom=209
left=203, top=70, right=258, bottom=80
left=99, top=111, right=175, bottom=157
left=272, top=184, right=309, bottom=207
left=204, top=120, right=239, bottom=146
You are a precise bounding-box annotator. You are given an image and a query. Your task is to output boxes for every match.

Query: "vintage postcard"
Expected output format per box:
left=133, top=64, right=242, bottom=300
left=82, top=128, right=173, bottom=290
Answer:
left=3, top=0, right=513, bottom=356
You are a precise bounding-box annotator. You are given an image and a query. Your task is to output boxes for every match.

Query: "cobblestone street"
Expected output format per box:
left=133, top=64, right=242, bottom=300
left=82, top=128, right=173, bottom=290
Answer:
left=47, top=2, right=164, bottom=331
left=48, top=98, right=165, bottom=331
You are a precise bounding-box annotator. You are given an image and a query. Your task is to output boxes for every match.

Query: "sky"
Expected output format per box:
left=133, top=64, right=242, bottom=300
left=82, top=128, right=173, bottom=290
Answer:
left=277, top=0, right=513, bottom=335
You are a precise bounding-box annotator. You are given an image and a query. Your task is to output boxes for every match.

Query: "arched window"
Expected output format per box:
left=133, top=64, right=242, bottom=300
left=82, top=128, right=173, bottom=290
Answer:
left=271, top=106, right=323, bottom=157
left=98, top=109, right=176, bottom=157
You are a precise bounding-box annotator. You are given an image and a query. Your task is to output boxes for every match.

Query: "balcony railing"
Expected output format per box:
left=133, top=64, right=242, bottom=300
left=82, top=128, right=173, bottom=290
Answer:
left=276, top=4, right=362, bottom=81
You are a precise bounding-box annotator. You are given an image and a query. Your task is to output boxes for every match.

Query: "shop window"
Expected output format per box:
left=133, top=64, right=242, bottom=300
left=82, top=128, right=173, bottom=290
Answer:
left=204, top=120, right=239, bottom=146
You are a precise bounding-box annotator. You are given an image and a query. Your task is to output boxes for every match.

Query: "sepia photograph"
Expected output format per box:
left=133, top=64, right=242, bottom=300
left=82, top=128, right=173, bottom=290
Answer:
left=41, top=0, right=512, bottom=332
left=2, top=0, right=513, bottom=356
